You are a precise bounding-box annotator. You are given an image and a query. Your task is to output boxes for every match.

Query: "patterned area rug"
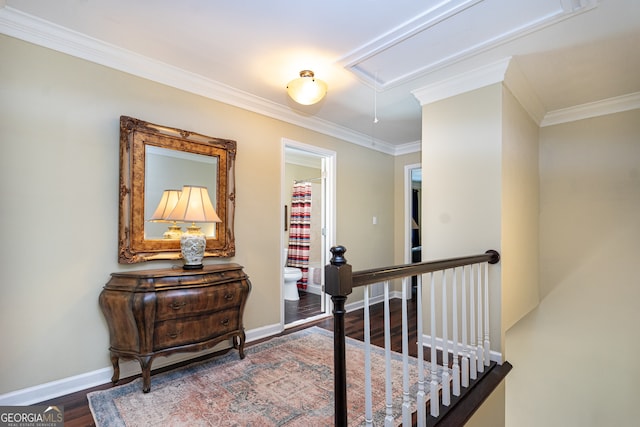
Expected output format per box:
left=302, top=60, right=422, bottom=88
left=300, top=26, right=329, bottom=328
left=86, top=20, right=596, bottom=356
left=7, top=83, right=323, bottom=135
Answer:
left=88, top=327, right=443, bottom=426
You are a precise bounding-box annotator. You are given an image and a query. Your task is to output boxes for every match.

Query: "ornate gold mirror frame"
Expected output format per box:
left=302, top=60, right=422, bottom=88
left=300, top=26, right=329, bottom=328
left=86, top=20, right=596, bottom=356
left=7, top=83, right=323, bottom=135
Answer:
left=118, top=116, right=236, bottom=263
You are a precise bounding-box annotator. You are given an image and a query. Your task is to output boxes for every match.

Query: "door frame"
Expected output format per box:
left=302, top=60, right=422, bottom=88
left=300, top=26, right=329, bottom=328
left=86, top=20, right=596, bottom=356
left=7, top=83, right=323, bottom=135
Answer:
left=404, top=163, right=422, bottom=262
left=405, top=163, right=421, bottom=300
left=282, top=138, right=336, bottom=328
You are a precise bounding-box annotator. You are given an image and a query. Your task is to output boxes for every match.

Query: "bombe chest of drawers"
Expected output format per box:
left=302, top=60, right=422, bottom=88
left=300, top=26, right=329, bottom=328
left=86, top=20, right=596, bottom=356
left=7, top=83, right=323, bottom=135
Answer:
left=99, top=263, right=251, bottom=392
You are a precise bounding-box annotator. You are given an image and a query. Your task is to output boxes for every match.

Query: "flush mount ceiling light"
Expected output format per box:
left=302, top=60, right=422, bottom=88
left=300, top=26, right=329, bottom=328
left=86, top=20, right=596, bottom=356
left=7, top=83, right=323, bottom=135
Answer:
left=286, top=70, right=328, bottom=105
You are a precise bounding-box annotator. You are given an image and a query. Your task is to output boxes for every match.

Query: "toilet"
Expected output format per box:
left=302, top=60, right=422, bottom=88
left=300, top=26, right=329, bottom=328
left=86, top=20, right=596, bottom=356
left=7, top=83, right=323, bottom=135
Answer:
left=283, top=249, right=302, bottom=301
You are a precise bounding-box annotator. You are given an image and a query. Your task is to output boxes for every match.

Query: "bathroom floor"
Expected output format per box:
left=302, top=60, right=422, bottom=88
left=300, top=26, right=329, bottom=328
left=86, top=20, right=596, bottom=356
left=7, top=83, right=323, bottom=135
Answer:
left=284, top=290, right=323, bottom=324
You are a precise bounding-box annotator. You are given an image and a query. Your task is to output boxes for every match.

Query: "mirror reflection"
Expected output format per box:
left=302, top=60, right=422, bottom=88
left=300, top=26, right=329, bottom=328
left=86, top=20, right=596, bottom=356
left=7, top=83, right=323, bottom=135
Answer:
left=118, top=116, right=236, bottom=264
left=145, top=146, right=218, bottom=239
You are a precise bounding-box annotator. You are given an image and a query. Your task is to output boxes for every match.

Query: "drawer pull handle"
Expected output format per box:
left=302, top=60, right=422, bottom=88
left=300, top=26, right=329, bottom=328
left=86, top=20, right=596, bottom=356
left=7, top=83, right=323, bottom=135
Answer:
left=169, top=302, right=186, bottom=310
left=221, top=319, right=230, bottom=326
left=168, top=331, right=182, bottom=339
left=224, top=293, right=234, bottom=301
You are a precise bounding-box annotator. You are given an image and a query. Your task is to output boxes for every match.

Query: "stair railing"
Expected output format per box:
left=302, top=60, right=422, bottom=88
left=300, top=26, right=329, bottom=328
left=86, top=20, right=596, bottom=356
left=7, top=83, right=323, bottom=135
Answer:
left=325, top=245, right=500, bottom=426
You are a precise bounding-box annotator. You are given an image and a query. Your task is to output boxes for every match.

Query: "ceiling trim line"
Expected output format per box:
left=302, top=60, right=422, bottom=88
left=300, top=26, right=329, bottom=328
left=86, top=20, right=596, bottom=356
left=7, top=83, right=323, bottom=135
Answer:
left=0, top=6, right=401, bottom=156
left=393, top=140, right=422, bottom=156
left=341, top=0, right=597, bottom=90
left=411, top=57, right=511, bottom=106
left=503, top=59, right=546, bottom=125
left=410, top=55, right=638, bottom=128
left=338, top=0, right=483, bottom=86
left=541, top=92, right=640, bottom=127
left=410, top=56, right=546, bottom=126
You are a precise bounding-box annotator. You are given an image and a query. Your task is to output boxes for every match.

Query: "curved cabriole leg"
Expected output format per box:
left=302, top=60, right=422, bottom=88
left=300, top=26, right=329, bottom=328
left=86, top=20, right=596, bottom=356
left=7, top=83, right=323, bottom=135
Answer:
left=139, top=356, right=153, bottom=393
left=110, top=353, right=120, bottom=384
left=235, top=332, right=246, bottom=359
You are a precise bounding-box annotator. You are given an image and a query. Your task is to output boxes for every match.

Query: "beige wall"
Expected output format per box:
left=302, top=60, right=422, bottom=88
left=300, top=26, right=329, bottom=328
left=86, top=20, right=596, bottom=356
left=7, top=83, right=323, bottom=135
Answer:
left=0, top=34, right=401, bottom=395
left=500, top=87, right=540, bottom=335
left=422, top=85, right=503, bottom=257
left=420, top=82, right=542, bottom=426
left=505, top=109, right=640, bottom=426
left=421, top=84, right=503, bottom=351
left=338, top=141, right=397, bottom=304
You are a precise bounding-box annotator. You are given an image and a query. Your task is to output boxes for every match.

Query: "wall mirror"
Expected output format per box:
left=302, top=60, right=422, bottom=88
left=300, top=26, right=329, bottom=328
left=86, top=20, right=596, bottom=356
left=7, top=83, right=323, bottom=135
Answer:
left=118, top=116, right=236, bottom=263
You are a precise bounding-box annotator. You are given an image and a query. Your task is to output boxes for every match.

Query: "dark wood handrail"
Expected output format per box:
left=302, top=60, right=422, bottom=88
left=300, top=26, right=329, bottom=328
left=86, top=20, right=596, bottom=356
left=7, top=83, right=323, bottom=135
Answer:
left=353, top=250, right=500, bottom=287
left=324, top=245, right=500, bottom=427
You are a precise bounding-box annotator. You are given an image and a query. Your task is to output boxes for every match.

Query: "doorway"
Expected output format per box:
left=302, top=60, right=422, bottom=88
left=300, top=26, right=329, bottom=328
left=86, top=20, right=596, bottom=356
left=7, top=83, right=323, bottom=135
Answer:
left=282, top=139, right=336, bottom=327
left=405, top=164, right=422, bottom=299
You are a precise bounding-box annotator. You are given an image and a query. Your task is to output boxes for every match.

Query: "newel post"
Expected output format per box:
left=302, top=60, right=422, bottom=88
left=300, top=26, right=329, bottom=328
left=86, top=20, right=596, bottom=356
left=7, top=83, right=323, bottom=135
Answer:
left=325, top=245, right=353, bottom=427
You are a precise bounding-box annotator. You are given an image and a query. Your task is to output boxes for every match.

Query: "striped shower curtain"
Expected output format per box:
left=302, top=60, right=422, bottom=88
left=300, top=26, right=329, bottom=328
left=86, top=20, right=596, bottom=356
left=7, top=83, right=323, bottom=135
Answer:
left=287, top=182, right=312, bottom=289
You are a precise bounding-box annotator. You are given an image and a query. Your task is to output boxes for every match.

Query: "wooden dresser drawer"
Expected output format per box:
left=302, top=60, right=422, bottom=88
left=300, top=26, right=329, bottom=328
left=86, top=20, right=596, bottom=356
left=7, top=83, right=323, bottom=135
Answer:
left=155, top=284, right=243, bottom=320
left=151, top=268, right=246, bottom=288
left=153, top=309, right=239, bottom=349
left=99, top=263, right=251, bottom=392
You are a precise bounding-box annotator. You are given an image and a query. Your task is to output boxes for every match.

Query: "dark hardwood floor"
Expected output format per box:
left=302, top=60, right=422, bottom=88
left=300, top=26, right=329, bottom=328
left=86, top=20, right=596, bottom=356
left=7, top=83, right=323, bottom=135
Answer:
left=37, top=298, right=509, bottom=426
left=284, top=290, right=323, bottom=324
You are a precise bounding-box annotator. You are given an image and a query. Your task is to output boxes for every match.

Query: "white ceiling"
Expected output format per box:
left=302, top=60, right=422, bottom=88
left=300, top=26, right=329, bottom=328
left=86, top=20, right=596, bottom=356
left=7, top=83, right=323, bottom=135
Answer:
left=2, top=0, right=639, bottom=154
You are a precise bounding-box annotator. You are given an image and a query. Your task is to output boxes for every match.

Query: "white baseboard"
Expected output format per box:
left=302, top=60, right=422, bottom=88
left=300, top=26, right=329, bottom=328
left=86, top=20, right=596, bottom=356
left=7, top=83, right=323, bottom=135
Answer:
left=0, top=322, right=283, bottom=406
left=344, top=292, right=504, bottom=364
left=304, top=283, right=322, bottom=295
left=420, top=334, right=503, bottom=364
left=345, top=289, right=403, bottom=313
left=0, top=367, right=115, bottom=406
left=0, top=293, right=413, bottom=406
left=1, top=287, right=403, bottom=406
left=245, top=322, right=283, bottom=343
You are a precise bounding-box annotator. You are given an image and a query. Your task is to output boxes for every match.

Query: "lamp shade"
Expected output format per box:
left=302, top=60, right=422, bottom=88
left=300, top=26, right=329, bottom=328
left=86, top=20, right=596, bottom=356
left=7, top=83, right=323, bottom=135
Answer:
left=149, top=189, right=184, bottom=239
left=150, top=189, right=182, bottom=221
left=166, top=186, right=220, bottom=269
left=286, top=70, right=327, bottom=105
left=166, top=185, right=221, bottom=224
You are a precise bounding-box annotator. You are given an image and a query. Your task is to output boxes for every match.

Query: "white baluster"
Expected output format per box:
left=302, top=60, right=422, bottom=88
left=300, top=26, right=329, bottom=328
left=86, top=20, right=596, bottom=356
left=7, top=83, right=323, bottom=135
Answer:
left=401, top=277, right=411, bottom=426
left=363, top=285, right=373, bottom=426
left=441, top=270, right=451, bottom=406
left=483, top=262, right=491, bottom=366
left=430, top=273, right=440, bottom=417
left=469, top=265, right=477, bottom=380
left=461, top=266, right=470, bottom=388
left=452, top=267, right=461, bottom=396
left=476, top=263, right=484, bottom=373
left=416, top=274, right=426, bottom=427
left=384, top=281, right=394, bottom=426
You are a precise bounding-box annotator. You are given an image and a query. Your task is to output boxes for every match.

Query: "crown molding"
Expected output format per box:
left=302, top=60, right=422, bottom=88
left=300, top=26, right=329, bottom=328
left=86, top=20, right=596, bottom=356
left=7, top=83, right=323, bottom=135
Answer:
left=411, top=56, right=547, bottom=124
left=411, top=57, right=512, bottom=105
left=0, top=6, right=403, bottom=155
left=541, top=92, right=640, bottom=127
left=10, top=5, right=633, bottom=154
left=393, top=140, right=422, bottom=156
left=411, top=56, right=639, bottom=128
left=503, top=58, right=546, bottom=125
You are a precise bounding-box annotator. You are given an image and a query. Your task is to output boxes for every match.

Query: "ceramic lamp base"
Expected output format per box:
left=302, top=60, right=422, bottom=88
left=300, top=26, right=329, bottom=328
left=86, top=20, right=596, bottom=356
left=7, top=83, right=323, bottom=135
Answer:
left=180, top=230, right=206, bottom=270
left=163, top=224, right=183, bottom=240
